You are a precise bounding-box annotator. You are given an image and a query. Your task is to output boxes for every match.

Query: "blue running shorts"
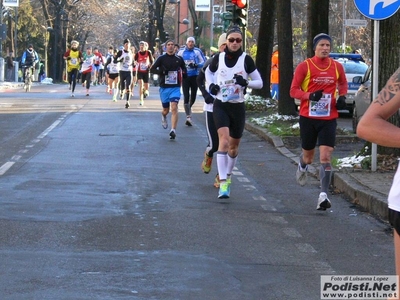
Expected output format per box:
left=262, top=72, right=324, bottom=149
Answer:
left=160, top=87, right=181, bottom=108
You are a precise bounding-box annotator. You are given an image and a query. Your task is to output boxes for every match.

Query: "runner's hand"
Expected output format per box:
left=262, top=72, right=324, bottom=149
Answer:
left=309, top=90, right=323, bottom=101
left=234, top=74, right=248, bottom=87
left=336, top=95, right=346, bottom=110
left=209, top=83, right=220, bottom=95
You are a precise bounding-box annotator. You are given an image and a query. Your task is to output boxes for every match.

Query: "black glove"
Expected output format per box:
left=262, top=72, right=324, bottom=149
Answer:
left=336, top=95, right=346, bottom=110
left=159, top=66, right=169, bottom=75
left=309, top=89, right=324, bottom=101
left=209, top=83, right=220, bottom=96
left=205, top=94, right=214, bottom=104
left=66, top=56, right=71, bottom=60
left=188, top=62, right=198, bottom=68
left=234, top=74, right=248, bottom=87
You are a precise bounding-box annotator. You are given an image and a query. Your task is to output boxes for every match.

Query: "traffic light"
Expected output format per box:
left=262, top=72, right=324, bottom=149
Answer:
left=220, top=10, right=233, bottom=32
left=232, top=0, right=247, bottom=27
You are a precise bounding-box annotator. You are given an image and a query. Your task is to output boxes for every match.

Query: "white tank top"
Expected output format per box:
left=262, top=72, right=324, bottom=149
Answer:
left=215, top=52, right=247, bottom=103
left=119, top=51, right=133, bottom=72
left=388, top=164, right=400, bottom=212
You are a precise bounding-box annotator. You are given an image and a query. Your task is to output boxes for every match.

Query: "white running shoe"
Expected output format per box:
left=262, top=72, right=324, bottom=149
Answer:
left=169, top=130, right=176, bottom=139
left=185, top=116, right=192, bottom=126
left=317, top=192, right=331, bottom=211
left=296, top=165, right=308, bottom=186
left=161, top=115, right=168, bottom=129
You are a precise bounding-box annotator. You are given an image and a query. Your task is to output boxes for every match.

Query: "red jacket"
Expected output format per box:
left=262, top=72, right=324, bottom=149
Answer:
left=290, top=56, right=347, bottom=120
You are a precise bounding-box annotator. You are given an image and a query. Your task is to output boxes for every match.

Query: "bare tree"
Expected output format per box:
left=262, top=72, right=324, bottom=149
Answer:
left=252, top=0, right=276, bottom=99
left=307, top=0, right=329, bottom=58
left=277, top=0, right=296, bottom=115
left=376, top=12, right=400, bottom=156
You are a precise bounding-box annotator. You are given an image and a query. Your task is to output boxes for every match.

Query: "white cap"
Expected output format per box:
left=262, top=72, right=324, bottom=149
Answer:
left=217, top=33, right=227, bottom=48
left=186, top=37, right=195, bottom=44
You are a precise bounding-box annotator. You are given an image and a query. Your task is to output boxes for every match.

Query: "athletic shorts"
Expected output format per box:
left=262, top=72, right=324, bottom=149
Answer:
left=299, top=116, right=337, bottom=150
left=137, top=72, right=149, bottom=83
left=389, top=209, right=400, bottom=236
left=212, top=99, right=245, bottom=139
left=160, top=87, right=180, bottom=108
left=108, top=73, right=119, bottom=80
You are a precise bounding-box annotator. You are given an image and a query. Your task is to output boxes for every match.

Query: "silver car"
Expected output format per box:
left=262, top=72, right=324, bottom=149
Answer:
left=352, top=65, right=372, bottom=133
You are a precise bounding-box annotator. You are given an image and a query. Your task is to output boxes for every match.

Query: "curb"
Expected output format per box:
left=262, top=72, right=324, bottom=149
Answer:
left=245, top=120, right=389, bottom=221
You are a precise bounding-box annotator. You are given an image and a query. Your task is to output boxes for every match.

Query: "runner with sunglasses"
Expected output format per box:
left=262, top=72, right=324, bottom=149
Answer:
left=204, top=26, right=263, bottom=199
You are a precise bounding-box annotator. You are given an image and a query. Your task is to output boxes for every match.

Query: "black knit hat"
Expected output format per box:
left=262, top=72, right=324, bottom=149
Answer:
left=313, top=33, right=332, bottom=50
left=226, top=26, right=242, bottom=38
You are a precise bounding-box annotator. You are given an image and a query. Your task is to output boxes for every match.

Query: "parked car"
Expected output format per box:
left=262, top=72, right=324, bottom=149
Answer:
left=352, top=65, right=372, bottom=133
left=294, top=53, right=368, bottom=114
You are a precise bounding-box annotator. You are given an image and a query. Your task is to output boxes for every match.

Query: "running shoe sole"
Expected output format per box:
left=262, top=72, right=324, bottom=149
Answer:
left=296, top=167, right=307, bottom=186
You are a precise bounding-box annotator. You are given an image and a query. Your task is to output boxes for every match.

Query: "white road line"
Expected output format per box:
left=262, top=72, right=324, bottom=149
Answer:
left=253, top=195, right=266, bottom=201
left=295, top=243, right=317, bottom=253
left=0, top=162, right=15, bottom=176
left=232, top=171, right=243, bottom=176
left=11, top=155, right=21, bottom=161
left=268, top=216, right=288, bottom=224
left=237, top=177, right=250, bottom=182
left=37, top=120, right=62, bottom=139
left=243, top=185, right=257, bottom=191
left=261, top=204, right=277, bottom=211
left=283, top=228, right=302, bottom=238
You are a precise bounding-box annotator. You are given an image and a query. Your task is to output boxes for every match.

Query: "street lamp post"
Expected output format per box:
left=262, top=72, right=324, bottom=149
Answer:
left=177, top=0, right=181, bottom=43
left=169, top=0, right=189, bottom=45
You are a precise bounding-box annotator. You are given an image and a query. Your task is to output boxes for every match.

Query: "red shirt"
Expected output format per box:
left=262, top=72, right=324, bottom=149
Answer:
left=290, top=56, right=347, bottom=120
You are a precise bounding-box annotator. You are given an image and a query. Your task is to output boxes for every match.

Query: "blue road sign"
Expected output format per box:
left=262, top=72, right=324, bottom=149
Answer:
left=354, top=0, right=400, bottom=20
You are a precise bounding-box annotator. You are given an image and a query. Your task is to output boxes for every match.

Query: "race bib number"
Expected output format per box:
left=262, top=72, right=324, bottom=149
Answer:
left=110, top=65, right=118, bottom=73
left=123, top=56, right=131, bottom=69
left=309, top=93, right=331, bottom=117
left=71, top=58, right=78, bottom=65
left=139, top=62, right=148, bottom=71
left=185, top=59, right=195, bottom=69
left=221, top=80, right=240, bottom=102
left=165, top=71, right=178, bottom=85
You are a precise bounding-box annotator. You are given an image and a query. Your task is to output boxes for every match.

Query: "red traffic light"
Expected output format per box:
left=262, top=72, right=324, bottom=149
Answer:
left=232, top=0, right=246, bottom=9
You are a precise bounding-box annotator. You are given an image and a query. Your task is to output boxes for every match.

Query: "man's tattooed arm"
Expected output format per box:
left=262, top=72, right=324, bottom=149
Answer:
left=374, top=67, right=400, bottom=105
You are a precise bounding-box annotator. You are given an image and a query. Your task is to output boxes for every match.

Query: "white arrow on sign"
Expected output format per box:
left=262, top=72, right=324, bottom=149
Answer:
left=370, top=0, right=399, bottom=15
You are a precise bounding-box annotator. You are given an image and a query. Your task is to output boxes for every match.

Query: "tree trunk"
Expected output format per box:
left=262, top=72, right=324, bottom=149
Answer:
left=252, top=0, right=275, bottom=99
left=377, top=12, right=400, bottom=156
left=277, top=0, right=296, bottom=115
left=307, top=0, right=329, bottom=58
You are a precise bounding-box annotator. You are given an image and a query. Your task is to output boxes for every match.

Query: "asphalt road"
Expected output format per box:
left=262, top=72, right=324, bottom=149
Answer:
left=0, top=83, right=395, bottom=299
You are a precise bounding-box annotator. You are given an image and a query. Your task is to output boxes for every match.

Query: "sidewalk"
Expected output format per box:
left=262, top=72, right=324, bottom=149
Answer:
left=245, top=120, right=394, bottom=221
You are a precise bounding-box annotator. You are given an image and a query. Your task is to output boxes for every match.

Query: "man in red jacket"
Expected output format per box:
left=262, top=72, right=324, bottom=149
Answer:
left=290, top=33, right=348, bottom=211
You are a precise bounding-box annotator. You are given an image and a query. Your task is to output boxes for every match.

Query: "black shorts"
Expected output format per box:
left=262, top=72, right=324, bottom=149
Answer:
left=212, top=100, right=245, bottom=139
left=299, top=116, right=337, bottom=150
left=389, top=209, right=400, bottom=236
left=137, top=71, right=149, bottom=83
left=108, top=73, right=119, bottom=80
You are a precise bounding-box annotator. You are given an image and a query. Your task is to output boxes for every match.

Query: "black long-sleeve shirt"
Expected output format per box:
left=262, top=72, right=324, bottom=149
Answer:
left=150, top=53, right=187, bottom=88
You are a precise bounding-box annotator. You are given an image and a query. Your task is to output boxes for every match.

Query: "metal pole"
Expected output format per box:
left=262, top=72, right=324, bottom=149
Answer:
left=342, top=0, right=346, bottom=53
left=14, top=7, right=17, bottom=55
left=371, top=20, right=379, bottom=172
left=210, top=0, right=214, bottom=48
left=177, top=0, right=180, bottom=45
left=0, top=0, right=3, bottom=57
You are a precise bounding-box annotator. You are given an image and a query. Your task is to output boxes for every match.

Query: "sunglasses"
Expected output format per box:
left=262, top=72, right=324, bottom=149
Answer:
left=228, top=38, right=242, bottom=43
